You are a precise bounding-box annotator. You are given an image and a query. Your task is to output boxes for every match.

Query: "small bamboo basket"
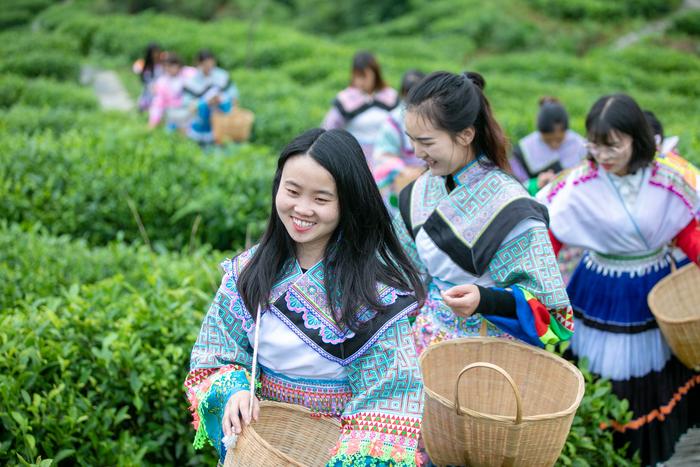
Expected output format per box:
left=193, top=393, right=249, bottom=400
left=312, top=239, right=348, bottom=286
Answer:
left=223, top=306, right=341, bottom=467
left=648, top=262, right=700, bottom=370
left=224, top=401, right=341, bottom=467
left=420, top=337, right=584, bottom=467
left=212, top=107, right=255, bottom=144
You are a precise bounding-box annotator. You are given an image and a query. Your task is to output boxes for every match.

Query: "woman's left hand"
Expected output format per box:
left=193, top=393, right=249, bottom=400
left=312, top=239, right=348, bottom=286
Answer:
left=441, top=284, right=481, bottom=318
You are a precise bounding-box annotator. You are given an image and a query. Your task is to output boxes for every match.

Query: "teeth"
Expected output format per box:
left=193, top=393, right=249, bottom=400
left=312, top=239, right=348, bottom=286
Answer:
left=293, top=217, right=314, bottom=228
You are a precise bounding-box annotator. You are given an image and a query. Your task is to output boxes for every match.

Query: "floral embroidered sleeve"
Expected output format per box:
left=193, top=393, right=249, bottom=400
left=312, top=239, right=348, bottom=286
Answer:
left=481, top=226, right=574, bottom=347
left=183, top=259, right=256, bottom=460
left=327, top=317, right=423, bottom=467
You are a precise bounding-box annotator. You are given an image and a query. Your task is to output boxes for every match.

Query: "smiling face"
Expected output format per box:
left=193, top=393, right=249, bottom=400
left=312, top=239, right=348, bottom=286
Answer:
left=275, top=155, right=340, bottom=266
left=404, top=110, right=474, bottom=177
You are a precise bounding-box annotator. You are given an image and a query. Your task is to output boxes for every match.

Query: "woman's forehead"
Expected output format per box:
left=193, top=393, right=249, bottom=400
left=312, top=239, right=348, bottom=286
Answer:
left=281, top=155, right=337, bottom=192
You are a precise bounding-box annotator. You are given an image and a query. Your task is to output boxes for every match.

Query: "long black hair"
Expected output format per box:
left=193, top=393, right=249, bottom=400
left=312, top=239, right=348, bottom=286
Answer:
left=585, top=94, right=656, bottom=174
left=237, top=128, right=425, bottom=330
left=405, top=71, right=510, bottom=170
left=141, top=42, right=161, bottom=83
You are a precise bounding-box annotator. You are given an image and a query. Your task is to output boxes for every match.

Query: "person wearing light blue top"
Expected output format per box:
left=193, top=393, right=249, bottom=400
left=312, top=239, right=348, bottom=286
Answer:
left=184, top=49, right=239, bottom=144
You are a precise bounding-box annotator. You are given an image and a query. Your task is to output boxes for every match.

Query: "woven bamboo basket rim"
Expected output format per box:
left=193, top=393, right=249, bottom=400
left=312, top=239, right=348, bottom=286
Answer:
left=420, top=337, right=585, bottom=423
left=648, top=263, right=699, bottom=324
left=236, top=400, right=340, bottom=466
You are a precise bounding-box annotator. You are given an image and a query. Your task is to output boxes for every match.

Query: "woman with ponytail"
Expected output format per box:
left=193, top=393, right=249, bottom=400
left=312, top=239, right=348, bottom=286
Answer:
left=394, top=71, right=573, bottom=352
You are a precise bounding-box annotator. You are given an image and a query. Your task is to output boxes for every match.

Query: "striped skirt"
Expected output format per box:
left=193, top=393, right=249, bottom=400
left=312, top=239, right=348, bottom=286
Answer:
left=567, top=250, right=700, bottom=466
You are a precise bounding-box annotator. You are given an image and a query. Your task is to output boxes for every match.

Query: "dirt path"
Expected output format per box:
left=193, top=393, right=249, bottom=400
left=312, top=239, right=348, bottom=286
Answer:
left=80, top=65, right=135, bottom=112
left=613, top=0, right=700, bottom=49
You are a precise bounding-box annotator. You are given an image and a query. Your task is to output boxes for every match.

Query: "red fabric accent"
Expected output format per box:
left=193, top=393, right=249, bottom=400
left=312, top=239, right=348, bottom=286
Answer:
left=528, top=298, right=551, bottom=337
left=675, top=218, right=700, bottom=266
left=548, top=230, right=563, bottom=257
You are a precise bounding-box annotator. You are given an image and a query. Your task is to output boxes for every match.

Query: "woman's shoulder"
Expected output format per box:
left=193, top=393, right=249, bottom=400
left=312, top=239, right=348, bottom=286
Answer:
left=537, top=159, right=599, bottom=204
left=374, top=86, right=399, bottom=106
left=221, top=245, right=259, bottom=278
left=650, top=152, right=699, bottom=211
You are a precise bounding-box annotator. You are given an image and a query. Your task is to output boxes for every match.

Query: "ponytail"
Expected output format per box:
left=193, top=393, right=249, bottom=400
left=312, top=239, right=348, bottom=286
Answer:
left=405, top=70, right=509, bottom=171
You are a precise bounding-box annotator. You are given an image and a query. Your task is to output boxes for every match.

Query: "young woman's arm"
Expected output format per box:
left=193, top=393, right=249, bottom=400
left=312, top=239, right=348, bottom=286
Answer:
left=481, top=225, right=573, bottom=347
left=184, top=259, right=255, bottom=460
left=675, top=218, right=700, bottom=265
left=328, top=317, right=422, bottom=467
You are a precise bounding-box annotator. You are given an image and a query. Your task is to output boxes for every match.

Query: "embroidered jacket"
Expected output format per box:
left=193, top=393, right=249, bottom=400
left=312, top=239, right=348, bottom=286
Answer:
left=185, top=249, right=423, bottom=466
left=396, top=157, right=573, bottom=349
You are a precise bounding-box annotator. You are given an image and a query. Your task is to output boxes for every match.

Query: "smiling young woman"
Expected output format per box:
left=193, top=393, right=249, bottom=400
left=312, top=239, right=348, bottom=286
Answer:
left=184, top=128, right=427, bottom=466
left=394, top=71, right=573, bottom=355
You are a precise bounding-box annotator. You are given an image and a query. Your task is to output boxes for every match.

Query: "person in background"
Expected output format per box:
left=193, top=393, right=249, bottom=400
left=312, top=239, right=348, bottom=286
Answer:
left=643, top=109, right=680, bottom=155
left=148, top=53, right=196, bottom=131
left=539, top=94, right=700, bottom=466
left=510, top=97, right=587, bottom=195
left=184, top=128, right=425, bottom=466
left=372, top=69, right=427, bottom=212
left=184, top=49, right=239, bottom=145
left=133, top=42, right=164, bottom=112
left=322, top=51, right=399, bottom=162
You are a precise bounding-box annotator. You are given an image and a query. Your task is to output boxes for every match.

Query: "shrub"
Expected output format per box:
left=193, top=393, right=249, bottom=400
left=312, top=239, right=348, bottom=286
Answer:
left=0, top=32, right=82, bottom=81
left=0, top=127, right=274, bottom=251
left=0, top=52, right=81, bottom=82
left=556, top=358, right=639, bottom=466
left=526, top=0, right=681, bottom=21
left=674, top=10, right=700, bottom=37
left=17, top=79, right=97, bottom=110
left=0, top=106, right=120, bottom=134
left=0, top=222, right=220, bottom=310
left=0, top=0, right=53, bottom=29
left=0, top=75, right=26, bottom=108
left=0, top=228, right=221, bottom=465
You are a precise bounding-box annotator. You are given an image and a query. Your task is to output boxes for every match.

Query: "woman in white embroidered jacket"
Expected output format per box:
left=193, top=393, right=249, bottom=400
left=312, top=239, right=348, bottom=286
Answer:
left=184, top=128, right=426, bottom=466
left=538, top=94, right=700, bottom=466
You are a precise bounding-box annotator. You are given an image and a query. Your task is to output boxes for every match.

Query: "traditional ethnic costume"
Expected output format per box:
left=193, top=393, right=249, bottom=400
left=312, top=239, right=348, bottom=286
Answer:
left=510, top=130, right=587, bottom=196
left=185, top=248, right=423, bottom=466
left=148, top=66, right=197, bottom=130
left=394, top=156, right=574, bottom=353
left=322, top=86, right=398, bottom=161
left=538, top=154, right=700, bottom=466
left=183, top=67, right=239, bottom=144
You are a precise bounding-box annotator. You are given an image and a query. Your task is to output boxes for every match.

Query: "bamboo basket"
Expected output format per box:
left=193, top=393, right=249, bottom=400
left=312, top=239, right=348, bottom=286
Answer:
left=212, top=107, right=255, bottom=144
left=648, top=262, right=700, bottom=370
left=420, top=337, right=584, bottom=467
left=224, top=400, right=340, bottom=467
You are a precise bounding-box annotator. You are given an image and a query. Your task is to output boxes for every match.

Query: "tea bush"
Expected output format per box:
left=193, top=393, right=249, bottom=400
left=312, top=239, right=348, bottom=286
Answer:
left=0, top=127, right=274, bottom=251
left=0, top=228, right=221, bottom=466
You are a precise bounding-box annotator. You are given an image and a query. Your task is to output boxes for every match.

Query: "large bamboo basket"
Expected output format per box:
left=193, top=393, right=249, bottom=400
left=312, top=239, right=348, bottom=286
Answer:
left=224, top=401, right=341, bottom=467
left=648, top=262, right=700, bottom=370
left=420, top=337, right=584, bottom=467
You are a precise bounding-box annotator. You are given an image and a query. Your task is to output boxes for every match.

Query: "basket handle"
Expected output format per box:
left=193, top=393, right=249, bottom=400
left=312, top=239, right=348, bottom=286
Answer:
left=248, top=305, right=262, bottom=416
left=453, top=362, right=523, bottom=425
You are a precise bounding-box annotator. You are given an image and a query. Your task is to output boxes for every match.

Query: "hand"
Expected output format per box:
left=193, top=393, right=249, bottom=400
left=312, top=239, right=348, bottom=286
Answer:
left=441, top=284, right=481, bottom=318
left=537, top=170, right=556, bottom=188
left=208, top=94, right=221, bottom=106
left=222, top=391, right=260, bottom=436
